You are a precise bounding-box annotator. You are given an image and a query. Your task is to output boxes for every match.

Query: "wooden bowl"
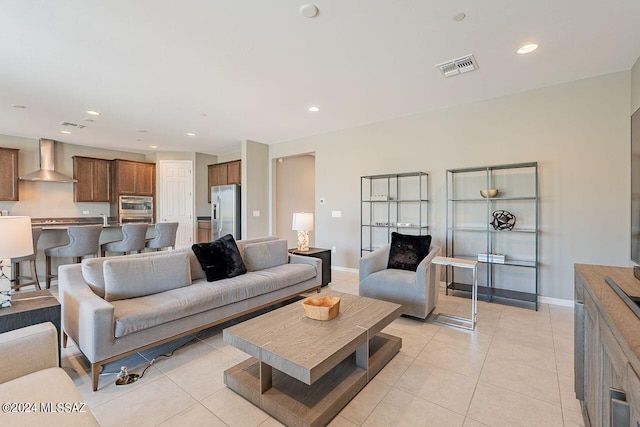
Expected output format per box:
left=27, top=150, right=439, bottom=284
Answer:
left=302, top=296, right=341, bottom=321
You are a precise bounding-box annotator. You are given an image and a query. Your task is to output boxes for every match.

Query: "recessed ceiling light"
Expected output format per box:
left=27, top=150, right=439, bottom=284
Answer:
left=137, top=129, right=147, bottom=133
left=300, top=4, right=319, bottom=18
left=86, top=109, right=101, bottom=116
left=200, top=113, right=207, bottom=117
left=308, top=106, right=320, bottom=112
left=453, top=12, right=466, bottom=22
left=60, top=130, right=71, bottom=134
left=11, top=104, right=26, bottom=109
left=149, top=145, right=158, bottom=149
left=186, top=132, right=197, bottom=136
left=82, top=118, right=94, bottom=122
left=517, top=43, right=539, bottom=54
left=136, top=139, right=142, bottom=142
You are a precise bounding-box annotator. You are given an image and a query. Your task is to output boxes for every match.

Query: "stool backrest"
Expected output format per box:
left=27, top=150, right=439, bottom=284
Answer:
left=67, top=225, right=103, bottom=257
left=11, top=227, right=42, bottom=262
left=121, top=224, right=149, bottom=252
left=148, top=222, right=179, bottom=249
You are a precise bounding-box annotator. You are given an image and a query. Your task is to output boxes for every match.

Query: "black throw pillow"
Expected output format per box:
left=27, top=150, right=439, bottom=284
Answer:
left=191, top=234, right=247, bottom=282
left=387, top=232, right=432, bottom=271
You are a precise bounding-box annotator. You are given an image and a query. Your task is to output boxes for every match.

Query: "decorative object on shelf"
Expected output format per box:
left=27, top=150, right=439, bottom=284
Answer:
left=490, top=210, right=516, bottom=231
left=292, top=212, right=314, bottom=251
left=396, top=222, right=412, bottom=227
left=0, top=216, right=34, bottom=308
left=480, top=189, right=499, bottom=198
left=301, top=295, right=340, bottom=320
left=370, top=194, right=389, bottom=201
left=478, top=252, right=506, bottom=263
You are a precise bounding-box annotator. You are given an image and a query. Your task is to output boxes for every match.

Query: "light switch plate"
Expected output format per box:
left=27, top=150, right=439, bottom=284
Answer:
left=319, top=198, right=326, bottom=205
left=253, top=210, right=260, bottom=217
left=331, top=211, right=342, bottom=218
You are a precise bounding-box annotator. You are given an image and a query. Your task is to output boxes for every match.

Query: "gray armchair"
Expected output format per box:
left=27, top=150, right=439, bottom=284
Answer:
left=359, top=244, right=441, bottom=319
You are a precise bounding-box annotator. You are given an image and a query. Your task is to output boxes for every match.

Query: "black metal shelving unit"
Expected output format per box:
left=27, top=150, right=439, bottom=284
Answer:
left=445, top=162, right=539, bottom=310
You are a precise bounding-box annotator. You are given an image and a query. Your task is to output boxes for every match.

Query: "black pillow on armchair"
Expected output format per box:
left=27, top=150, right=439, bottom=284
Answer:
left=387, top=232, right=432, bottom=271
left=192, top=234, right=247, bottom=282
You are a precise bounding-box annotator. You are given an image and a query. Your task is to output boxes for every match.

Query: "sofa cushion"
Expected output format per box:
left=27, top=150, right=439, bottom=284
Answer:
left=104, top=251, right=191, bottom=302
left=242, top=239, right=288, bottom=272
left=81, top=248, right=204, bottom=297
left=236, top=236, right=278, bottom=259
left=112, top=262, right=317, bottom=337
left=0, top=367, right=98, bottom=425
left=192, top=234, right=247, bottom=282
left=387, top=232, right=432, bottom=272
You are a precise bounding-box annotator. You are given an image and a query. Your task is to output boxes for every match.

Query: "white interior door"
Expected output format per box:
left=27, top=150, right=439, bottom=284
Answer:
left=158, top=160, right=194, bottom=249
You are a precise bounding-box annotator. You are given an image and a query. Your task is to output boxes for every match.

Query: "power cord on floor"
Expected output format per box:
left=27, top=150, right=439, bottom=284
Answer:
left=106, top=332, right=203, bottom=386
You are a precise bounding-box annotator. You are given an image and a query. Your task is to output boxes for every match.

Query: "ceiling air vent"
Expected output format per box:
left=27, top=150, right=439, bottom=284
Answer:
left=436, top=54, right=478, bottom=78
left=60, top=121, right=85, bottom=129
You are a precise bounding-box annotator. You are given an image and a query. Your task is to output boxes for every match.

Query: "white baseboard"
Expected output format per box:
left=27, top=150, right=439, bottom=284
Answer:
left=331, top=266, right=359, bottom=274
left=538, top=296, right=574, bottom=308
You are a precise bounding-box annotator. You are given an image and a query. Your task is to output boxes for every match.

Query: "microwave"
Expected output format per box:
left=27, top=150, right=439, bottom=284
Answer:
left=119, top=196, right=153, bottom=223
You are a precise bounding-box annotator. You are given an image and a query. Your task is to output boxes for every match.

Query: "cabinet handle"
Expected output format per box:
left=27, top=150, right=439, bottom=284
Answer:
left=574, top=301, right=585, bottom=401
left=610, top=388, right=630, bottom=427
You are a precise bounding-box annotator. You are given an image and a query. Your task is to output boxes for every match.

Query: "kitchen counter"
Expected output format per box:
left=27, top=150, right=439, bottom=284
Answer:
left=31, top=217, right=153, bottom=230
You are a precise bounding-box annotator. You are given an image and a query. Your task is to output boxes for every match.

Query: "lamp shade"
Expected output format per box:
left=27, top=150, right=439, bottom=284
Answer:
left=0, top=216, right=33, bottom=259
left=292, top=212, right=314, bottom=231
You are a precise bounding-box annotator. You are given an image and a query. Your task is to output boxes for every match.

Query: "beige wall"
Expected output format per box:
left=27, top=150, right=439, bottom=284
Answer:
left=0, top=135, right=145, bottom=218
left=271, top=71, right=631, bottom=301
left=217, top=151, right=241, bottom=163
left=195, top=152, right=218, bottom=217
left=242, top=140, right=269, bottom=238
left=632, top=56, right=640, bottom=114
left=275, top=155, right=315, bottom=249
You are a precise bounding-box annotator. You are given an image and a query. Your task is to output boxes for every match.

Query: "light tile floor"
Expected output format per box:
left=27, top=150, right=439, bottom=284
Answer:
left=49, top=270, right=582, bottom=426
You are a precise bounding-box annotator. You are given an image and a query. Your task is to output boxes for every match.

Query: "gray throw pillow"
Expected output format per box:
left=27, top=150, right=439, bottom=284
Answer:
left=103, top=252, right=191, bottom=301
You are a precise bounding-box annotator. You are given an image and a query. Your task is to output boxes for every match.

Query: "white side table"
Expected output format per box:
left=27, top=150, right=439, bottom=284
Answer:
left=432, top=256, right=478, bottom=330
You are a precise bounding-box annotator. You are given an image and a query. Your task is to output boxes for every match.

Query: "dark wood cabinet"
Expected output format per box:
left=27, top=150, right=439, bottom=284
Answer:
left=73, top=156, right=112, bottom=202
left=208, top=160, right=241, bottom=202
left=0, top=147, right=19, bottom=201
left=112, top=159, right=156, bottom=197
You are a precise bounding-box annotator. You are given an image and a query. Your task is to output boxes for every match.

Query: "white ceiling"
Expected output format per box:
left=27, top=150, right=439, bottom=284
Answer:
left=1, top=1, right=639, bottom=155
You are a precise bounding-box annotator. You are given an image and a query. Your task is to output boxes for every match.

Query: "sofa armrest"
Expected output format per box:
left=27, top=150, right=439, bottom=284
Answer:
left=59, top=264, right=115, bottom=363
left=416, top=245, right=442, bottom=287
left=0, top=322, right=58, bottom=384
left=359, top=244, right=391, bottom=282
left=289, top=254, right=323, bottom=287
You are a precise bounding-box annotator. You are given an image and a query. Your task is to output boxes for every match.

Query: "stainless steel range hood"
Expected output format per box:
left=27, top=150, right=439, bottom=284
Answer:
left=19, top=139, right=77, bottom=183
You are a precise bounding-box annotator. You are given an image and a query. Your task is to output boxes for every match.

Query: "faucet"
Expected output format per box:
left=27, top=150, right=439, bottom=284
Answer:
left=100, top=213, right=108, bottom=227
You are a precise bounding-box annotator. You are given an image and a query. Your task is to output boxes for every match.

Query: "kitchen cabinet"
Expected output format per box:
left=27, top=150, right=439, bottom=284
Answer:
left=0, top=147, right=19, bottom=201
left=73, top=156, right=112, bottom=202
left=208, top=160, right=241, bottom=202
left=197, top=220, right=211, bottom=243
left=112, top=159, right=156, bottom=197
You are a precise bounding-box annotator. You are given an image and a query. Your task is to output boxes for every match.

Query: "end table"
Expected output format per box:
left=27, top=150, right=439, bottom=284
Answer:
left=0, top=289, right=61, bottom=364
left=288, top=247, right=331, bottom=287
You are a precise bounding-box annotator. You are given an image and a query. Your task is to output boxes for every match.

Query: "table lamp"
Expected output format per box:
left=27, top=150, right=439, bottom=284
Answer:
left=292, top=212, right=314, bottom=252
left=0, top=216, right=33, bottom=308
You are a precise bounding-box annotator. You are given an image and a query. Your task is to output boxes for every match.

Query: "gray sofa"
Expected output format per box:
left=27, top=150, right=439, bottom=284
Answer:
left=359, top=244, right=441, bottom=319
left=59, top=236, right=322, bottom=391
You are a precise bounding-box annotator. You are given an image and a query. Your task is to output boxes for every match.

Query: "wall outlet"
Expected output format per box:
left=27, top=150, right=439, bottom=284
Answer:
left=82, top=210, right=90, bottom=215
left=331, top=211, right=342, bottom=218
left=332, top=246, right=337, bottom=253
left=253, top=210, right=260, bottom=217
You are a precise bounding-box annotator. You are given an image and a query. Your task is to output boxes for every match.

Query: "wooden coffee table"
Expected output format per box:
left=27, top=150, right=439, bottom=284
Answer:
left=223, top=292, right=402, bottom=427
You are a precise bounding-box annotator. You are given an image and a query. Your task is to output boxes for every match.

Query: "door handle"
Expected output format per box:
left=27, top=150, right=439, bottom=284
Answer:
left=610, top=388, right=630, bottom=427
left=217, top=196, right=222, bottom=233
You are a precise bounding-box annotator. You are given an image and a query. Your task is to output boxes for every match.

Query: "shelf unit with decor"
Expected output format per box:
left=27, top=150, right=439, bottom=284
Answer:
left=361, top=172, right=429, bottom=257
left=445, top=162, right=539, bottom=310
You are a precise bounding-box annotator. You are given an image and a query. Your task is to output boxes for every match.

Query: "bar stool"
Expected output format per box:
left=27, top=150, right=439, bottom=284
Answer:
left=45, top=225, right=102, bottom=289
left=11, top=227, right=42, bottom=291
left=145, top=222, right=178, bottom=251
left=101, top=223, right=149, bottom=257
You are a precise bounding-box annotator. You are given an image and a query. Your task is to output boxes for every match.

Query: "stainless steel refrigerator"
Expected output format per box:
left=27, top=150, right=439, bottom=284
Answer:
left=211, top=184, right=241, bottom=240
